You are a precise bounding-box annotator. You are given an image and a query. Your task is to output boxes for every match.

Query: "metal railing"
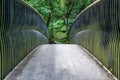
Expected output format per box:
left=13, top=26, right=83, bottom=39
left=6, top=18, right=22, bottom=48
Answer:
left=70, top=0, right=120, bottom=79
left=0, top=0, right=49, bottom=79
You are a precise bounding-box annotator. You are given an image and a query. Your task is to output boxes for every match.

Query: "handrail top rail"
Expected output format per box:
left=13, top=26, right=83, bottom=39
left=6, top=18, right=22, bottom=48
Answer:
left=17, top=0, right=46, bottom=24
left=73, top=0, right=100, bottom=23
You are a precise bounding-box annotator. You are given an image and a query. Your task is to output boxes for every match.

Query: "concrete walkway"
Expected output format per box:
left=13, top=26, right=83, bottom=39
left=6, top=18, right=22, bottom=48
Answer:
left=5, top=44, right=116, bottom=80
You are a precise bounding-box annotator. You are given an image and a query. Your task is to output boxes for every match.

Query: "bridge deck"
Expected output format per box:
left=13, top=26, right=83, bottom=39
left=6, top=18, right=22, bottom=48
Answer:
left=5, top=44, right=116, bottom=80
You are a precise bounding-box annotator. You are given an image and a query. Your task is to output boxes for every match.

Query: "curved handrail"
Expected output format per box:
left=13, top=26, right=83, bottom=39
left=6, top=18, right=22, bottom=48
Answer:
left=18, top=0, right=46, bottom=24
left=74, top=0, right=100, bottom=21
left=14, top=0, right=48, bottom=37
left=0, top=0, right=49, bottom=79
left=70, top=0, right=120, bottom=79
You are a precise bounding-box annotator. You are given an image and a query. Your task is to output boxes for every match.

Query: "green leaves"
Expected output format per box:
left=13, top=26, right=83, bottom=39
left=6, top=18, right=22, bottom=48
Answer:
left=24, top=0, right=94, bottom=43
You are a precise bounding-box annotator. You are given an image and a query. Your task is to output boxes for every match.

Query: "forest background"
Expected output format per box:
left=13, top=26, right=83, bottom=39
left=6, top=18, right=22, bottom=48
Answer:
left=24, top=0, right=94, bottom=43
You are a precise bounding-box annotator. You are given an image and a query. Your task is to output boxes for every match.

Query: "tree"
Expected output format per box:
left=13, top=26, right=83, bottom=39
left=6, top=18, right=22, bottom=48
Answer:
left=24, top=0, right=94, bottom=43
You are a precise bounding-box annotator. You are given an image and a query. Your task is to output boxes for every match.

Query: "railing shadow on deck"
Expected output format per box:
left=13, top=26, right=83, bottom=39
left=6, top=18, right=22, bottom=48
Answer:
left=70, top=0, right=120, bottom=79
left=0, top=0, right=49, bottom=79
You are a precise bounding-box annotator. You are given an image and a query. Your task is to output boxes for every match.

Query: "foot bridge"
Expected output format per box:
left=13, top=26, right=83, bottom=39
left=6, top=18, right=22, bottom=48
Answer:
left=0, top=0, right=120, bottom=80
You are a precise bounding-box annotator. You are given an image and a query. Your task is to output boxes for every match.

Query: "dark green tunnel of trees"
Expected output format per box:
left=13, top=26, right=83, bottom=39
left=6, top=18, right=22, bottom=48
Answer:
left=0, top=0, right=120, bottom=79
left=24, top=0, right=95, bottom=43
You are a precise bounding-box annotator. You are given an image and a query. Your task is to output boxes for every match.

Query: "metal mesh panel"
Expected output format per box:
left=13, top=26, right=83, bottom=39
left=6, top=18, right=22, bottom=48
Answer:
left=70, top=0, right=120, bottom=79
left=0, top=0, right=48, bottom=79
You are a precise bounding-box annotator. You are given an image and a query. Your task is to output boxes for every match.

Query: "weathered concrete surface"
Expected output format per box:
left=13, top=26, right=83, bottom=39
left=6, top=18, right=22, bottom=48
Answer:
left=5, top=44, right=116, bottom=80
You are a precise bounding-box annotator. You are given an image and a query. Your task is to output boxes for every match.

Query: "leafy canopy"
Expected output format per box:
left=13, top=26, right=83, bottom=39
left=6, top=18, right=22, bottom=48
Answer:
left=25, top=0, right=94, bottom=43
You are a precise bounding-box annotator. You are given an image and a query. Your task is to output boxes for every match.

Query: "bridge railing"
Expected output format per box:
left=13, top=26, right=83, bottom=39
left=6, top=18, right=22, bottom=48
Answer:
left=0, top=0, right=49, bottom=79
left=70, top=0, right=120, bottom=79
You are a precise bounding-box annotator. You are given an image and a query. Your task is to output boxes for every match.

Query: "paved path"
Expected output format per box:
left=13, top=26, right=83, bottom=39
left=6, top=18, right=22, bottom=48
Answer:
left=5, top=44, right=116, bottom=80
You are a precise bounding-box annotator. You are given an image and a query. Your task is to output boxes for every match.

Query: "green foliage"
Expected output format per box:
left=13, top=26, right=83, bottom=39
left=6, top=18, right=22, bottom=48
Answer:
left=24, top=0, right=94, bottom=43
